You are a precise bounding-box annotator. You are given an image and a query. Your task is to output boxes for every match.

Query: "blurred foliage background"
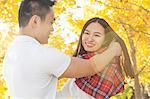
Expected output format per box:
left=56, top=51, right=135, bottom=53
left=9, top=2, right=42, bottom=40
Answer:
left=0, top=0, right=149, bottom=99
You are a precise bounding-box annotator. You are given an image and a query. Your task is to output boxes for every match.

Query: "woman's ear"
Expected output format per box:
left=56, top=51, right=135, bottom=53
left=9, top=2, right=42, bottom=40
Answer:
left=28, top=15, right=41, bottom=28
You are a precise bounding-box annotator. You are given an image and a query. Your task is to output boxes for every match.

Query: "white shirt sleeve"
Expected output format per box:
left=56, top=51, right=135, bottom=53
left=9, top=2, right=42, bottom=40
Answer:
left=41, top=46, right=71, bottom=78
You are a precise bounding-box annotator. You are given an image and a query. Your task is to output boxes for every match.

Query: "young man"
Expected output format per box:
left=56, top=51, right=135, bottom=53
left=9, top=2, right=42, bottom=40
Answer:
left=3, top=0, right=122, bottom=99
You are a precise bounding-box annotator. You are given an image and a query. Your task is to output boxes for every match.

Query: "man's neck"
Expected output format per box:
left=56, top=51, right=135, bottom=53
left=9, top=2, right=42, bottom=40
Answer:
left=19, top=26, right=43, bottom=45
left=19, top=27, right=35, bottom=38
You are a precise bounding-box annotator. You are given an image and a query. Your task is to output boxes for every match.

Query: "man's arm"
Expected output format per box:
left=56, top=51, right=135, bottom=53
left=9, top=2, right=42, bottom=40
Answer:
left=59, top=42, right=121, bottom=78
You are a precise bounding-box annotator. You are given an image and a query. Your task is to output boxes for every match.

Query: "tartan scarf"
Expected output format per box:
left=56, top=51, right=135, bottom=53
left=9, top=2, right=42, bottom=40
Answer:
left=75, top=53, right=125, bottom=99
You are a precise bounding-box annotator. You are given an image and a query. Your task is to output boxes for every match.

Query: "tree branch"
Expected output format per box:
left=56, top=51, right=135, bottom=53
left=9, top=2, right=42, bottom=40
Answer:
left=97, top=0, right=130, bottom=11
left=135, top=65, right=146, bottom=76
left=115, top=20, right=150, bottom=36
left=97, top=0, right=150, bottom=13
left=128, top=2, right=150, bottom=13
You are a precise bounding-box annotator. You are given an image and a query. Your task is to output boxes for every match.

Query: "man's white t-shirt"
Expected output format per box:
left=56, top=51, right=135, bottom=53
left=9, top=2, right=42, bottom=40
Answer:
left=3, top=35, right=71, bottom=99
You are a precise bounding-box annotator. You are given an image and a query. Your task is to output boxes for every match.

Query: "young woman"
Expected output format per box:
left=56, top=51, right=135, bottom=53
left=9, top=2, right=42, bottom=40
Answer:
left=56, top=17, right=134, bottom=99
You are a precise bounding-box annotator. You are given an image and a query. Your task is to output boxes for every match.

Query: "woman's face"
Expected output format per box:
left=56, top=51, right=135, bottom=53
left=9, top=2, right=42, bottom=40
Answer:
left=82, top=22, right=105, bottom=53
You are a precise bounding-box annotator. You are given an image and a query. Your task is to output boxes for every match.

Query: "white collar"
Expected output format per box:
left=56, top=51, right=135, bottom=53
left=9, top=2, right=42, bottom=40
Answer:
left=15, top=35, right=41, bottom=44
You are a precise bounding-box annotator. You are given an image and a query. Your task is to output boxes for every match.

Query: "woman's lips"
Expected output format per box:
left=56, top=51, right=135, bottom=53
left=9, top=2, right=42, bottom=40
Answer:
left=85, top=42, right=95, bottom=48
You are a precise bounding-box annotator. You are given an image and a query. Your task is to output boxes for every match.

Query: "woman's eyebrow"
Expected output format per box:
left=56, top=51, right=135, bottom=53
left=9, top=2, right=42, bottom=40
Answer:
left=94, top=32, right=102, bottom=35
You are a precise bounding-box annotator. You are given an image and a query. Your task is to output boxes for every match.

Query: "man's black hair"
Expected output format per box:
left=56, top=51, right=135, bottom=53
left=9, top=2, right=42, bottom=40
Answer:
left=19, top=0, right=55, bottom=27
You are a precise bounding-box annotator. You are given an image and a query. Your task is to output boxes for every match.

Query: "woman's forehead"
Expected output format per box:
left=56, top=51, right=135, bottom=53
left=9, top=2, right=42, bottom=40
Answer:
left=85, top=22, right=105, bottom=33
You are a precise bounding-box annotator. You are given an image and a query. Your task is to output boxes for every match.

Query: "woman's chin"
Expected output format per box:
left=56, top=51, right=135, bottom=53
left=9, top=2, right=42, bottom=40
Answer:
left=84, top=47, right=97, bottom=52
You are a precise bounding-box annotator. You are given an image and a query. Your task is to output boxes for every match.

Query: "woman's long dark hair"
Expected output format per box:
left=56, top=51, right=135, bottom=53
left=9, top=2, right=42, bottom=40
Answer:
left=73, top=17, right=134, bottom=78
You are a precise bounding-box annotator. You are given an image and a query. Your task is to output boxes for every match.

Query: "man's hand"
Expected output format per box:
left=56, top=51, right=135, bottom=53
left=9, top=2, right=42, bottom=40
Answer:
left=108, top=41, right=122, bottom=57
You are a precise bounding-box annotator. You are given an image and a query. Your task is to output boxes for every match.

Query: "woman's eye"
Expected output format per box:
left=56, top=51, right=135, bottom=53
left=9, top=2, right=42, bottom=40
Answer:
left=84, top=32, right=89, bottom=35
left=95, top=35, right=100, bottom=37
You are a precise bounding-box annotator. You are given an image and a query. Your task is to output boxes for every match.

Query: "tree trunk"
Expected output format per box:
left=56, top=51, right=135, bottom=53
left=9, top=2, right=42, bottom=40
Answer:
left=129, top=37, right=142, bottom=99
left=134, top=75, right=141, bottom=99
left=126, top=30, right=142, bottom=99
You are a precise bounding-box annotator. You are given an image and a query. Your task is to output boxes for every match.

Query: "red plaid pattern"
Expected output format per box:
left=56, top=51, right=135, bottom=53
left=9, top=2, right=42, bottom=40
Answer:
left=75, top=54, right=124, bottom=99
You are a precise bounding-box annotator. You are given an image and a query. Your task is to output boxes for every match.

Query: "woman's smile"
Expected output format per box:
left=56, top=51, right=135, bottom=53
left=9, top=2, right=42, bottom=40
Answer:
left=85, top=42, right=95, bottom=48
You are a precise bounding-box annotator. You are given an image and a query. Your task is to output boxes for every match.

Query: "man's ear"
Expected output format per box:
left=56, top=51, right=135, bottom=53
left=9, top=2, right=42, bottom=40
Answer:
left=28, top=15, right=41, bottom=28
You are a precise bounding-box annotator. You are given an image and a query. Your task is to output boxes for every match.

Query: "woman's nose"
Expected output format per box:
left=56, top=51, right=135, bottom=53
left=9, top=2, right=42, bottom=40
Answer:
left=87, top=35, right=94, bottom=41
